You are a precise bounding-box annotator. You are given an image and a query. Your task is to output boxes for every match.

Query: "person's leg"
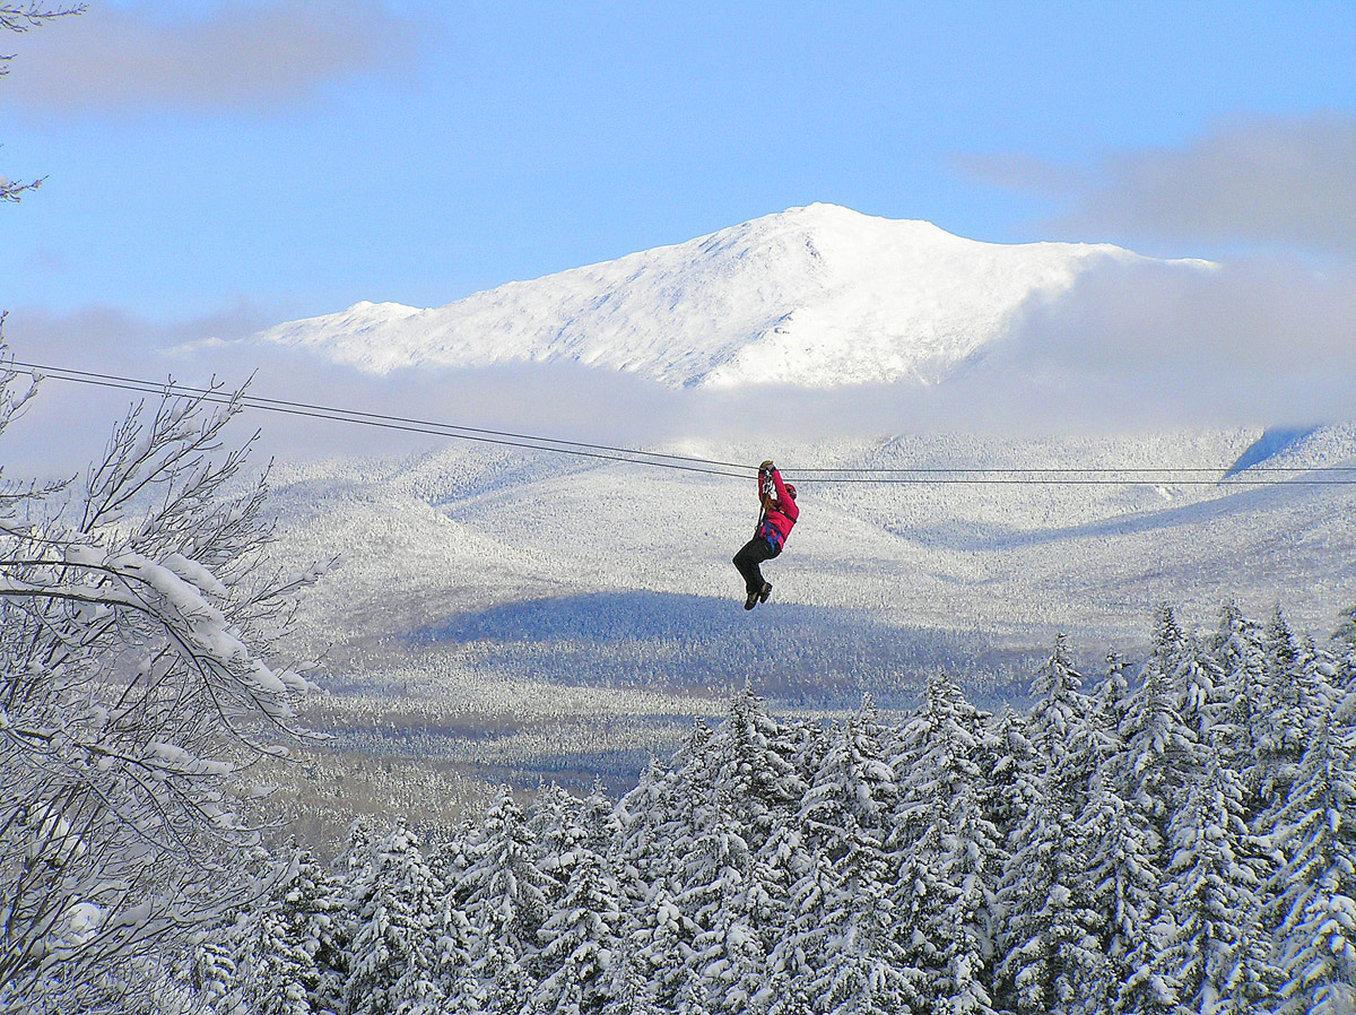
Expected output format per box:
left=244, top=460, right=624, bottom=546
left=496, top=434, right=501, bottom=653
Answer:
left=733, top=537, right=774, bottom=596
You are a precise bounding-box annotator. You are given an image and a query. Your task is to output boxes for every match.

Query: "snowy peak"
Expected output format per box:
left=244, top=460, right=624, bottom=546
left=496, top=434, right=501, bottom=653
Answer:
left=257, top=204, right=1182, bottom=389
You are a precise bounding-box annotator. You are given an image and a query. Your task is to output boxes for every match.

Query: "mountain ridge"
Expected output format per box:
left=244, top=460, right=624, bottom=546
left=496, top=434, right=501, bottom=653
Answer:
left=256, top=204, right=1207, bottom=389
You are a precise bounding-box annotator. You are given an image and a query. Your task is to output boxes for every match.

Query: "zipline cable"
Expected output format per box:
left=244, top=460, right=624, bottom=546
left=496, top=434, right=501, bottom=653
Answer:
left=6, top=359, right=758, bottom=471
left=9, top=359, right=1356, bottom=486
left=6, top=364, right=750, bottom=480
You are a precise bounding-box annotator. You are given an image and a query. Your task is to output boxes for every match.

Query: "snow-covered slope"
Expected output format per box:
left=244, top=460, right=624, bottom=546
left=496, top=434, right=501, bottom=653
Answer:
left=257, top=204, right=1198, bottom=388
left=269, top=425, right=1356, bottom=654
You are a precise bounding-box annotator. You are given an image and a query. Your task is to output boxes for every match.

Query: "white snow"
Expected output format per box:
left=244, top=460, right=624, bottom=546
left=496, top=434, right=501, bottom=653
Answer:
left=255, top=203, right=1203, bottom=389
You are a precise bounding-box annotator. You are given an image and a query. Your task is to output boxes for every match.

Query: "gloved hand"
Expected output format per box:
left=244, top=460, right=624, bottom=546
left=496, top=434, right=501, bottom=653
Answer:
left=759, top=459, right=775, bottom=472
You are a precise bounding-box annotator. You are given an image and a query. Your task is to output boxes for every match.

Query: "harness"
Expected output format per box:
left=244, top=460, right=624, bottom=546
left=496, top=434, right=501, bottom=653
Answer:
left=758, top=516, right=786, bottom=552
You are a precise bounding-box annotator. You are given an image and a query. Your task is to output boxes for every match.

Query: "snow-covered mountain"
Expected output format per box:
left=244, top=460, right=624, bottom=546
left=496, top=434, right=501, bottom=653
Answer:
left=257, top=203, right=1202, bottom=388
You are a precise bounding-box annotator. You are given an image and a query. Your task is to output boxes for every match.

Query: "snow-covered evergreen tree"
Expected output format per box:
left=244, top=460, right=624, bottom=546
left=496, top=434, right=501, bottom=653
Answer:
left=1269, top=682, right=1356, bottom=1014
left=627, top=886, right=700, bottom=1010
left=534, top=847, right=622, bottom=1013
left=344, top=820, right=445, bottom=1015
left=232, top=842, right=341, bottom=1015
left=710, top=684, right=805, bottom=853
left=807, top=815, right=924, bottom=1014
left=1257, top=608, right=1310, bottom=802
left=1120, top=606, right=1196, bottom=853
left=894, top=672, right=1001, bottom=1013
left=1076, top=770, right=1176, bottom=1014
left=1162, top=754, right=1273, bottom=1014
left=462, top=789, right=551, bottom=1009
left=801, top=698, right=897, bottom=857
left=1213, top=602, right=1271, bottom=792
left=997, top=640, right=1103, bottom=1014
left=679, top=797, right=770, bottom=1014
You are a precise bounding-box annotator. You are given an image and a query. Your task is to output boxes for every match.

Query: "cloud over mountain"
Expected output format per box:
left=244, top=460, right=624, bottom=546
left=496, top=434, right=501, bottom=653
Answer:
left=257, top=203, right=1200, bottom=389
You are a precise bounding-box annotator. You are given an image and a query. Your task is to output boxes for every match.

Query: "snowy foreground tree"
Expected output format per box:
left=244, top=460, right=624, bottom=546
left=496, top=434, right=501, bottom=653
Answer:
left=158, top=603, right=1354, bottom=1015
left=0, top=349, right=323, bottom=1010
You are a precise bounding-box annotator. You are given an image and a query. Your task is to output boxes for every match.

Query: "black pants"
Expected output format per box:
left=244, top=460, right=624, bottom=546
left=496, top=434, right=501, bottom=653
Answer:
left=733, top=536, right=779, bottom=596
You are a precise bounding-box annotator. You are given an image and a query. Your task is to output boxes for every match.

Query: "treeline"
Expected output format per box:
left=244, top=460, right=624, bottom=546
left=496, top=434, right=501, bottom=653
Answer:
left=187, top=602, right=1354, bottom=1015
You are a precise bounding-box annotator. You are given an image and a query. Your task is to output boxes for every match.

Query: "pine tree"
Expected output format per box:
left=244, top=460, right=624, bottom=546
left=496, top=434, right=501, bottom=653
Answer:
left=711, top=684, right=806, bottom=852
left=530, top=781, right=587, bottom=904
left=997, top=775, right=1103, bottom=1014
left=1027, top=635, right=1098, bottom=812
left=435, top=884, right=477, bottom=1012
left=1161, top=754, right=1272, bottom=1014
left=769, top=849, right=835, bottom=991
left=1269, top=685, right=1356, bottom=1014
left=534, top=847, right=622, bottom=1013
left=764, top=971, right=815, bottom=1015
left=752, top=819, right=810, bottom=980
left=462, top=789, right=551, bottom=1009
left=1076, top=770, right=1176, bottom=1014
left=192, top=929, right=242, bottom=1013
left=996, top=640, right=1103, bottom=1014
left=1334, top=605, right=1356, bottom=694
left=894, top=673, right=1001, bottom=1013
left=614, top=757, right=681, bottom=914
left=344, top=821, right=445, bottom=1015
left=978, top=703, right=1035, bottom=847
left=603, top=945, right=660, bottom=1015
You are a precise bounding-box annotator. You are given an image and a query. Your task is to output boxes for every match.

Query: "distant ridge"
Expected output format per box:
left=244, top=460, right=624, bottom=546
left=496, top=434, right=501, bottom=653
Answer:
left=257, top=203, right=1203, bottom=389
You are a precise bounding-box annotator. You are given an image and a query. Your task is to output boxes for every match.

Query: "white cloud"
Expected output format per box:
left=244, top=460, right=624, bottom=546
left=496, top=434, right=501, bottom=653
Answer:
left=965, top=115, right=1356, bottom=260
left=3, top=1, right=427, bottom=114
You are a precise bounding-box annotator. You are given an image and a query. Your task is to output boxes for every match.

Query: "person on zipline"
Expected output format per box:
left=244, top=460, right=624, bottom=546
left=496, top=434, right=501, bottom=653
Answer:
left=733, top=460, right=798, bottom=611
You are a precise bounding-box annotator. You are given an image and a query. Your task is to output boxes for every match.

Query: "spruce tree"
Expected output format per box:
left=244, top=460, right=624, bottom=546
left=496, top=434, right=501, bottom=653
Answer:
left=1120, top=606, right=1195, bottom=854
left=629, top=886, right=700, bottom=1010
left=343, top=821, right=445, bottom=1015
left=1258, top=607, right=1308, bottom=800
left=678, top=797, right=769, bottom=1014
left=711, top=684, right=805, bottom=852
left=1161, top=755, right=1271, bottom=1014
left=1076, top=771, right=1176, bottom=1014
left=807, top=815, right=924, bottom=1015
left=462, top=789, right=551, bottom=1004
left=534, top=847, right=622, bottom=1013
left=1269, top=686, right=1356, bottom=1014
left=997, top=640, right=1103, bottom=1013
left=800, top=698, right=897, bottom=858
left=232, top=843, right=341, bottom=1015
left=895, top=673, right=1001, bottom=1013
left=1213, top=602, right=1271, bottom=793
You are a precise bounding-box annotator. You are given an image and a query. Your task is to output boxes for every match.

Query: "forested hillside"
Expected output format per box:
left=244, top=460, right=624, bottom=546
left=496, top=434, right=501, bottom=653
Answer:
left=42, top=603, right=1349, bottom=1015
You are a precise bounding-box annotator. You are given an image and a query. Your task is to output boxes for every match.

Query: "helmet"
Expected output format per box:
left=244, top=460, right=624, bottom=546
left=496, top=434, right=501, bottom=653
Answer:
left=785, top=483, right=797, bottom=500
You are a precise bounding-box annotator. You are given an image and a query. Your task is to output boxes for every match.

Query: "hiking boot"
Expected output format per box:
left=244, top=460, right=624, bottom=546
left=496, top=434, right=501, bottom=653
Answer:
left=744, top=591, right=759, bottom=610
left=758, top=582, right=772, bottom=603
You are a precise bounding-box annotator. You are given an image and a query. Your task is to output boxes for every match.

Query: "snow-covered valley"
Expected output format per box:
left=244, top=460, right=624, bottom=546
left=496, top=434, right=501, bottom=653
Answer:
left=226, top=205, right=1356, bottom=803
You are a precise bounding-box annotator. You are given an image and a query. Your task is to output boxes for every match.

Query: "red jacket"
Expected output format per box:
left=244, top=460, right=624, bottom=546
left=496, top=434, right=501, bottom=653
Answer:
left=757, top=469, right=799, bottom=548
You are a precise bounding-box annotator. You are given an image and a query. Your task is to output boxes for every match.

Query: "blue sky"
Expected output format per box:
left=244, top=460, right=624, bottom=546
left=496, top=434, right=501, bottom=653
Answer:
left=5, top=0, right=1356, bottom=328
